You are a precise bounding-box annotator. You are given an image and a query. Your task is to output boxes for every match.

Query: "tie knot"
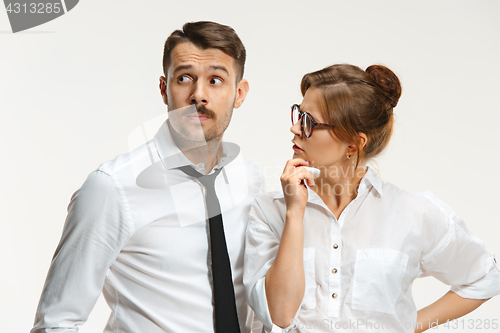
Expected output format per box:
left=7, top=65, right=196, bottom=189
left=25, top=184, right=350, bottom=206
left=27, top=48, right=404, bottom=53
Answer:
left=178, top=165, right=222, bottom=190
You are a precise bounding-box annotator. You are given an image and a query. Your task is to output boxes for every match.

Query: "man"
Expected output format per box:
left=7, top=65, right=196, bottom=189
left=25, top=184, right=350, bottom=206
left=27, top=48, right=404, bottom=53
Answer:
left=32, top=21, right=264, bottom=332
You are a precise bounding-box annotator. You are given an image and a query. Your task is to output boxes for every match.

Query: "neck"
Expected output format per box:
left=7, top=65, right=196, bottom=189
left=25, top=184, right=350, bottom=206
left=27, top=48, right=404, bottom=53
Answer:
left=168, top=121, right=222, bottom=174
left=312, top=162, right=367, bottom=208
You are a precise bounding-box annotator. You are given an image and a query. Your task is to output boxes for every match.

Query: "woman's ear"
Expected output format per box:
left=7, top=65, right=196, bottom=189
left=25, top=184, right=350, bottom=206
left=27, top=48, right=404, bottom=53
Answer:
left=359, top=133, right=368, bottom=149
left=347, top=133, right=368, bottom=154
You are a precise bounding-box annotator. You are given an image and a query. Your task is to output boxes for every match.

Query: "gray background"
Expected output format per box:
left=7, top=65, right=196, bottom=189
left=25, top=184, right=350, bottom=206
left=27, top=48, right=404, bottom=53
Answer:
left=1, top=0, right=499, bottom=332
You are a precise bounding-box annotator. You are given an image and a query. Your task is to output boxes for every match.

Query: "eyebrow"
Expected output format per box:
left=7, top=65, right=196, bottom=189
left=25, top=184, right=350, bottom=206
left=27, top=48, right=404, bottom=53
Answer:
left=173, top=65, right=193, bottom=73
left=208, top=65, right=230, bottom=76
left=172, top=64, right=230, bottom=76
left=298, top=104, right=320, bottom=121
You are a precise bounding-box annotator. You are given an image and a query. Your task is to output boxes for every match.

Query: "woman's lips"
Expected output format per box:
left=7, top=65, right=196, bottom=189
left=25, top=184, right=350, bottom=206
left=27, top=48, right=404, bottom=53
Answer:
left=292, top=143, right=304, bottom=152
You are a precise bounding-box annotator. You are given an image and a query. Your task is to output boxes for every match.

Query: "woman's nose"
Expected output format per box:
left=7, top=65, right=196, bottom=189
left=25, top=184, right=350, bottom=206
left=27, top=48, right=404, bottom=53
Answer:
left=290, top=120, right=302, bottom=136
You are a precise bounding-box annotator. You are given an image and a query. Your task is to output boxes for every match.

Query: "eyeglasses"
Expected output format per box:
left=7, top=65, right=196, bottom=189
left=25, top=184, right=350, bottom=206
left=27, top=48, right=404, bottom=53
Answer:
left=291, top=104, right=334, bottom=138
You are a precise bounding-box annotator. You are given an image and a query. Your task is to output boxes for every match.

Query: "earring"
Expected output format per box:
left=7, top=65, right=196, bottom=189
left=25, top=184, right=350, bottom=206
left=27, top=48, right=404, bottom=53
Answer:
left=346, top=152, right=352, bottom=160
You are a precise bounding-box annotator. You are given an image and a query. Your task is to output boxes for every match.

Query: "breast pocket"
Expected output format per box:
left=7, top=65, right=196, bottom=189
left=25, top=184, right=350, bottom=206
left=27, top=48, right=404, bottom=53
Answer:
left=351, top=248, right=408, bottom=315
left=301, top=247, right=317, bottom=309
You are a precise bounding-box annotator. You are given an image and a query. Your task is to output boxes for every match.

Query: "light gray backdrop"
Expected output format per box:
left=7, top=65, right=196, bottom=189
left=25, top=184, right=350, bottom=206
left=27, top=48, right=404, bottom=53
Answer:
left=1, top=1, right=499, bottom=332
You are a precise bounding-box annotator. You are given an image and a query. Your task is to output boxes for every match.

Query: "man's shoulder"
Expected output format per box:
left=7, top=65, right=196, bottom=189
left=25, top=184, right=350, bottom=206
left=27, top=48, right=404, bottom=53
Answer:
left=235, top=154, right=263, bottom=176
left=96, top=140, right=159, bottom=182
left=226, top=153, right=265, bottom=196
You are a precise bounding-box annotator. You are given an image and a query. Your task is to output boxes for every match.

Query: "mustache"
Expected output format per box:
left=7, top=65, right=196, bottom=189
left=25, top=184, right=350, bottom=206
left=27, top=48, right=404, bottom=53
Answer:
left=182, top=104, right=216, bottom=119
left=196, top=104, right=216, bottom=118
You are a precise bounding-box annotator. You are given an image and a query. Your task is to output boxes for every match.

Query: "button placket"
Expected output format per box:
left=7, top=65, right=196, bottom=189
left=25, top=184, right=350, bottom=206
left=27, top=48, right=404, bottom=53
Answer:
left=329, top=216, right=341, bottom=317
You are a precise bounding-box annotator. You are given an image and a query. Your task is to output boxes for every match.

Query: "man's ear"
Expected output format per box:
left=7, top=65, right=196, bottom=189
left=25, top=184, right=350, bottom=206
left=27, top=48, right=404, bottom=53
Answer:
left=159, top=76, right=168, bottom=105
left=233, top=79, right=249, bottom=109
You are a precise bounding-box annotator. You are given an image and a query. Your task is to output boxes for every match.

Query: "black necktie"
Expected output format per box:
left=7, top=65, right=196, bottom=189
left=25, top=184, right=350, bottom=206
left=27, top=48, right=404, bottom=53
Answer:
left=178, top=165, right=241, bottom=333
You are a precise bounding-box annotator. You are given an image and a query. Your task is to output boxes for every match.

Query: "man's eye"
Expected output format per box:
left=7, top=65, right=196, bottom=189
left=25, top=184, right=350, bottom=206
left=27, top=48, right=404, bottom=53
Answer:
left=210, top=77, right=223, bottom=85
left=178, top=75, right=192, bottom=83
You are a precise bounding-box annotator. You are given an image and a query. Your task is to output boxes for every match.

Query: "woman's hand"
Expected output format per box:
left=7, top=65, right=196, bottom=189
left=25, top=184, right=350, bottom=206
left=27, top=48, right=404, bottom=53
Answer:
left=266, top=158, right=314, bottom=328
left=280, top=159, right=315, bottom=214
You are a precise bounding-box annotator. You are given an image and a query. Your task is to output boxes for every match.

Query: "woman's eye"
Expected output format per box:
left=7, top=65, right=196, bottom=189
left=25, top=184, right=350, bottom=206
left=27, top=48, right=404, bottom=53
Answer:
left=178, top=75, right=192, bottom=83
left=210, top=77, right=223, bottom=85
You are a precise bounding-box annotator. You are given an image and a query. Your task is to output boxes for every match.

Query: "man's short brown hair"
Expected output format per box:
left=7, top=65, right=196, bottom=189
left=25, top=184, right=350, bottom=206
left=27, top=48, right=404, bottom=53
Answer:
left=162, top=21, right=246, bottom=82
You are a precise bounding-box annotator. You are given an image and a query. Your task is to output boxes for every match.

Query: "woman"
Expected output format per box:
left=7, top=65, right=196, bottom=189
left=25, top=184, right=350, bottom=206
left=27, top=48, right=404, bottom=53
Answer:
left=243, top=64, right=500, bottom=332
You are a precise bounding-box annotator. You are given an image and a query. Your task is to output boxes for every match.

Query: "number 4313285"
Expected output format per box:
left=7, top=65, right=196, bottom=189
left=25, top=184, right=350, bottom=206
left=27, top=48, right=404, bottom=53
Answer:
left=443, top=318, right=498, bottom=330
left=6, top=3, right=62, bottom=14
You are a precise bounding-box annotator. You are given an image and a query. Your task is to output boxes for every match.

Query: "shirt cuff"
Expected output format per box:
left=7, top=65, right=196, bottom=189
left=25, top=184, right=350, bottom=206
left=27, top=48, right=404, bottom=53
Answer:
left=265, top=323, right=294, bottom=333
left=254, top=277, right=296, bottom=333
left=451, top=254, right=500, bottom=299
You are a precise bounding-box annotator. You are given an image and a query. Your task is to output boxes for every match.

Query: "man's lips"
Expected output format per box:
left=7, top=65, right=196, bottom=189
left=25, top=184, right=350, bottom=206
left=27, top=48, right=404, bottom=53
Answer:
left=187, top=113, right=211, bottom=121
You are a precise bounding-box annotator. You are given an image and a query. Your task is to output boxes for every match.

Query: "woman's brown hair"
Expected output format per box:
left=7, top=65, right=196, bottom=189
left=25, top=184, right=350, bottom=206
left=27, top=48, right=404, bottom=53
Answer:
left=300, top=64, right=402, bottom=167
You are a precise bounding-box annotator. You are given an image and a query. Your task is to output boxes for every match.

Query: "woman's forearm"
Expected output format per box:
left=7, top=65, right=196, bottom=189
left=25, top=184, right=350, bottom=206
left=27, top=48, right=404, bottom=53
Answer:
left=415, top=290, right=489, bottom=333
left=265, top=210, right=305, bottom=328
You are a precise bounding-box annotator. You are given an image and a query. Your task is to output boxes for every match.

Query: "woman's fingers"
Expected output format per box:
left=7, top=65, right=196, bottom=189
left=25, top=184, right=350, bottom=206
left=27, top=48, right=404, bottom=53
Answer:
left=299, top=168, right=316, bottom=188
left=281, top=159, right=310, bottom=184
left=281, top=161, right=315, bottom=188
left=282, top=158, right=310, bottom=174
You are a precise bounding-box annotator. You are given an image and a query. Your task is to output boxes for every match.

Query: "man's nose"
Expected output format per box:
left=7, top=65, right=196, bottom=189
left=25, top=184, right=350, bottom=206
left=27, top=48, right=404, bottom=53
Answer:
left=190, top=81, right=208, bottom=106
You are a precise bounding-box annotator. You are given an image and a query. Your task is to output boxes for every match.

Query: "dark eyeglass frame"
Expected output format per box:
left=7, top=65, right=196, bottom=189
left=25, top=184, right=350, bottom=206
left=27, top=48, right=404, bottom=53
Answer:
left=291, top=104, right=335, bottom=138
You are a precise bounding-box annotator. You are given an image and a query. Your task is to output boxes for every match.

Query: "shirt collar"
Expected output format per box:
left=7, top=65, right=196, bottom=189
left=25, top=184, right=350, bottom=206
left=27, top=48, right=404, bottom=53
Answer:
left=273, top=164, right=383, bottom=200
left=153, top=120, right=240, bottom=171
left=361, top=165, right=384, bottom=196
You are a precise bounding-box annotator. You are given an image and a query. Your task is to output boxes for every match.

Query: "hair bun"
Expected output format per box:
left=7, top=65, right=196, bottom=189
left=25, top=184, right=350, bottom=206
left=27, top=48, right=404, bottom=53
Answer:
left=366, top=65, right=402, bottom=108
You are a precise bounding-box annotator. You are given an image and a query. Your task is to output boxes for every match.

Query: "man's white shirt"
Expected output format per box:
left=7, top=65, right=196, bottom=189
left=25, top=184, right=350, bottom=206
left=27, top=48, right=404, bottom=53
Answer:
left=32, top=121, right=265, bottom=332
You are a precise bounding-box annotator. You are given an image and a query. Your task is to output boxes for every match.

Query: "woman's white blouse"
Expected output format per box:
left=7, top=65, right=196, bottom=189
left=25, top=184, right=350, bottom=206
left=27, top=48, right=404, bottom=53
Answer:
left=243, top=167, right=500, bottom=332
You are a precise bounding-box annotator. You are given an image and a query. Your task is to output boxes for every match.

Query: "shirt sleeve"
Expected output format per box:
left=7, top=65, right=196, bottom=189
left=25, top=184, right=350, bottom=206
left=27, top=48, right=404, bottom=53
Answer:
left=419, top=191, right=500, bottom=299
left=243, top=196, right=296, bottom=333
left=31, top=170, right=132, bottom=333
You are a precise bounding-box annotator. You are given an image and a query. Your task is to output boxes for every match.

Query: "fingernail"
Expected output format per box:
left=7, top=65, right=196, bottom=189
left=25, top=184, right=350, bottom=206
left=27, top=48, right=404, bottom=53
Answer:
left=305, top=160, right=310, bottom=164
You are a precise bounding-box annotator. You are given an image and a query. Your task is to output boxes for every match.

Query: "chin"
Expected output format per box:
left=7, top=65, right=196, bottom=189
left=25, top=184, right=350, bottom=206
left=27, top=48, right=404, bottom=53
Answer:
left=292, top=151, right=308, bottom=160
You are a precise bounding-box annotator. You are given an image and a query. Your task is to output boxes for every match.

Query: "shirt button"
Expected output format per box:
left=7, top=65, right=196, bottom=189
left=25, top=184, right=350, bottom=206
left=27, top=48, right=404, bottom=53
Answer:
left=332, top=293, right=338, bottom=299
left=332, top=268, right=337, bottom=274
left=333, top=244, right=339, bottom=249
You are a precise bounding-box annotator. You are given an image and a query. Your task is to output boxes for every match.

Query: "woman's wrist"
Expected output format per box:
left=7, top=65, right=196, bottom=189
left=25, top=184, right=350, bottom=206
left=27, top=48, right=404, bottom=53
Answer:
left=285, top=208, right=306, bottom=222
